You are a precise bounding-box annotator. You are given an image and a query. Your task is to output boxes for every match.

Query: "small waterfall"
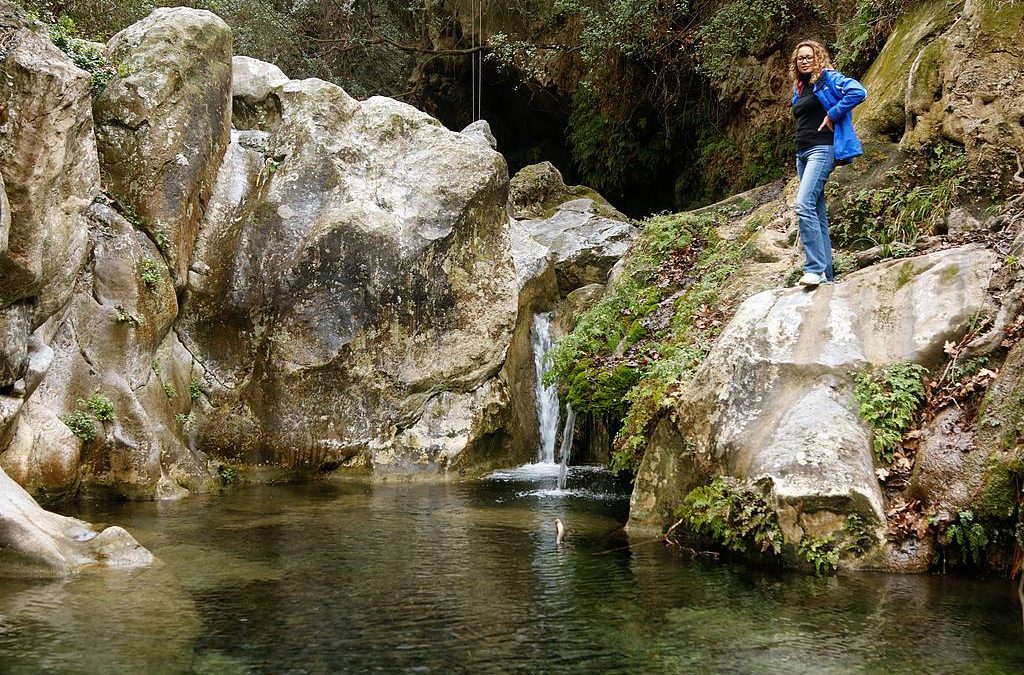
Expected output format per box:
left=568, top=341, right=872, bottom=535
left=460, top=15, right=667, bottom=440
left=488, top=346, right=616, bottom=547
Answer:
left=557, top=405, right=576, bottom=491
left=531, top=312, right=560, bottom=464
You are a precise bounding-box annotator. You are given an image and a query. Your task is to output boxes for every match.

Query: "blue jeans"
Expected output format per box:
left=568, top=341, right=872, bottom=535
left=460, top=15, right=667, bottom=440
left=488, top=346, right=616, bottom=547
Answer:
left=796, top=144, right=836, bottom=280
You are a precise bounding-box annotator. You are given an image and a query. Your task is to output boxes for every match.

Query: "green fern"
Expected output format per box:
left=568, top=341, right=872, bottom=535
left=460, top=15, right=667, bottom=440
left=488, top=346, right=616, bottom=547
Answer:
left=798, top=536, right=840, bottom=575
left=676, top=477, right=783, bottom=556
left=853, top=361, right=928, bottom=463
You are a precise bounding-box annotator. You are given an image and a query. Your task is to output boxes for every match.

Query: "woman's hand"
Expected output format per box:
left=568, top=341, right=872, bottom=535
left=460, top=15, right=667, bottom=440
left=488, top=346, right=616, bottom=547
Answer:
left=817, top=116, right=834, bottom=131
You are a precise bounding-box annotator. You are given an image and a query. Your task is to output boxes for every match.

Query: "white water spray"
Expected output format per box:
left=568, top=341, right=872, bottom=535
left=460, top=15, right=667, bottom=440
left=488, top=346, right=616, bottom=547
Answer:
left=531, top=312, right=560, bottom=464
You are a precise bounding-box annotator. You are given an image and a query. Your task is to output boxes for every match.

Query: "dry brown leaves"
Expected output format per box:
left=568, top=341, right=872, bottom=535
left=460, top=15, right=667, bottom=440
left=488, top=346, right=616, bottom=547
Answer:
left=876, top=446, right=916, bottom=488
left=886, top=498, right=931, bottom=541
left=656, top=237, right=704, bottom=289
left=689, top=303, right=725, bottom=334
left=1003, top=314, right=1024, bottom=349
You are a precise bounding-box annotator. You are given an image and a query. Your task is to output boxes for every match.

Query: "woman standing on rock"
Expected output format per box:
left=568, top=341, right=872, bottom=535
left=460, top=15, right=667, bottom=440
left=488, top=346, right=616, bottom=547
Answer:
left=790, top=40, right=867, bottom=287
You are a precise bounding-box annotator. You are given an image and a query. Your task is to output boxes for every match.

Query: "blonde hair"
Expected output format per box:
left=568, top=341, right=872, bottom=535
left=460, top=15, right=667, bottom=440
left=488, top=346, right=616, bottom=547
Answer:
left=789, top=40, right=833, bottom=88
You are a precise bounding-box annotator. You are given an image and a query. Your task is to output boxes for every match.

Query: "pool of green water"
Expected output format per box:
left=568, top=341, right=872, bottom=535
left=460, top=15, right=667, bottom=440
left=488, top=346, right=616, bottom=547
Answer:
left=1, top=467, right=1023, bottom=674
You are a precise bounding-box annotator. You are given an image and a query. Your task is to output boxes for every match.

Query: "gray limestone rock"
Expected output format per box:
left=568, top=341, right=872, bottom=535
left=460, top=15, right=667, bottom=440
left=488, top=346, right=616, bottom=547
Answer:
left=180, top=78, right=519, bottom=475
left=552, top=283, right=604, bottom=340
left=0, top=466, right=153, bottom=578
left=0, top=14, right=96, bottom=323
left=93, top=7, right=233, bottom=289
left=460, top=119, right=497, bottom=149
left=2, top=204, right=212, bottom=498
left=0, top=302, right=28, bottom=388
left=520, top=198, right=636, bottom=294
left=629, top=246, right=998, bottom=567
left=231, top=55, right=288, bottom=131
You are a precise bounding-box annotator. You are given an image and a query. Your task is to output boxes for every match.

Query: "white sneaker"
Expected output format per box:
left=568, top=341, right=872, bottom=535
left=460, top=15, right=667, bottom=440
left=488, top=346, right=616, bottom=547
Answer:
left=798, top=272, right=825, bottom=286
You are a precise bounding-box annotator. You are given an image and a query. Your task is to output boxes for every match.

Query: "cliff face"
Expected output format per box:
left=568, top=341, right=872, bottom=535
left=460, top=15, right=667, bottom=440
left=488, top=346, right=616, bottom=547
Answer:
left=0, top=5, right=524, bottom=498
left=1, top=0, right=1022, bottom=578
left=0, top=4, right=634, bottom=503
left=182, top=61, right=519, bottom=475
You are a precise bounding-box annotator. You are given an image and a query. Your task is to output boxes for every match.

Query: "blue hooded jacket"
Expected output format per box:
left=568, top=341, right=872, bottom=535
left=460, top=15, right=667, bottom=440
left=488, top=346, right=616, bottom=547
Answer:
left=792, top=69, right=867, bottom=162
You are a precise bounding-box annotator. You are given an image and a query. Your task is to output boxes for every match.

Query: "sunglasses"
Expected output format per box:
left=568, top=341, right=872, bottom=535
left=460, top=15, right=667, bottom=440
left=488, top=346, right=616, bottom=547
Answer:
left=796, top=56, right=816, bottom=62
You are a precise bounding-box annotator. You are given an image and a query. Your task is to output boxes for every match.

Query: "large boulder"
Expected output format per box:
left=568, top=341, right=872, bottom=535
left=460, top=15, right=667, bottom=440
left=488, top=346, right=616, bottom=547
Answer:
left=93, top=7, right=233, bottom=288
left=629, top=246, right=998, bottom=566
left=519, top=198, right=637, bottom=295
left=0, top=7, right=97, bottom=362
left=509, top=162, right=636, bottom=295
left=231, top=55, right=287, bottom=131
left=0, top=466, right=152, bottom=578
left=180, top=64, right=519, bottom=475
left=0, top=6, right=99, bottom=490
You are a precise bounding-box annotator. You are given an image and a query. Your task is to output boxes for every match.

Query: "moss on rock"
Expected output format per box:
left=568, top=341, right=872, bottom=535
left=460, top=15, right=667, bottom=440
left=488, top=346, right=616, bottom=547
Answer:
left=857, top=0, right=957, bottom=143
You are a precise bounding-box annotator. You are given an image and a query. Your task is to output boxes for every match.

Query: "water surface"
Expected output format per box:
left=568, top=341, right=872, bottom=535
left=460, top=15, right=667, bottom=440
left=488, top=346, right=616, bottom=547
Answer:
left=1, top=468, right=1023, bottom=674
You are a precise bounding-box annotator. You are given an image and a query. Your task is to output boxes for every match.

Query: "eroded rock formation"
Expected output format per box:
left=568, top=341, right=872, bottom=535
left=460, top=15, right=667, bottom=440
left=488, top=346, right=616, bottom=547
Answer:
left=629, top=248, right=998, bottom=555
left=0, top=465, right=152, bottom=577
left=177, top=57, right=519, bottom=474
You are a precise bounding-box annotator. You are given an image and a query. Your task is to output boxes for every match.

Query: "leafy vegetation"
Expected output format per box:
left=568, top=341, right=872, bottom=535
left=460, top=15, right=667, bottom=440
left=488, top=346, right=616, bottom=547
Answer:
left=842, top=513, right=877, bottom=556
left=23, top=0, right=427, bottom=100
left=59, top=409, right=96, bottom=442
left=938, top=510, right=990, bottom=566
left=138, top=255, right=163, bottom=289
left=546, top=209, right=752, bottom=472
left=114, top=306, right=143, bottom=327
left=833, top=0, right=906, bottom=73
left=829, top=145, right=968, bottom=255
left=35, top=13, right=116, bottom=90
left=175, top=411, right=195, bottom=430
left=853, top=361, right=928, bottom=463
left=218, top=464, right=238, bottom=486
left=59, top=392, right=114, bottom=441
left=488, top=0, right=813, bottom=208
left=694, top=0, right=795, bottom=95
left=162, top=382, right=177, bottom=399
left=675, top=477, right=784, bottom=556
left=79, top=392, right=114, bottom=422
left=798, top=536, right=840, bottom=575
left=188, top=378, right=203, bottom=402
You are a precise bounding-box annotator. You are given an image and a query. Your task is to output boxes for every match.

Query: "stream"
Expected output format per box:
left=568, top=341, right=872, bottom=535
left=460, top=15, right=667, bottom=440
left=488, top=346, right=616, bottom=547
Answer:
left=1, top=469, right=1023, bottom=673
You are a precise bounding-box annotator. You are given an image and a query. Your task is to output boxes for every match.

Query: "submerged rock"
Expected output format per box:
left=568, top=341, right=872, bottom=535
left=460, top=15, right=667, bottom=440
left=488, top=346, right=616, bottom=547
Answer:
left=629, top=246, right=998, bottom=567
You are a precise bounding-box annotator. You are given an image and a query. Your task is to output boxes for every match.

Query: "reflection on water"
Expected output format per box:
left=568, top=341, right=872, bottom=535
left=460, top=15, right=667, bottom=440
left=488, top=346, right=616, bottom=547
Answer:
left=1, top=467, right=1023, bottom=674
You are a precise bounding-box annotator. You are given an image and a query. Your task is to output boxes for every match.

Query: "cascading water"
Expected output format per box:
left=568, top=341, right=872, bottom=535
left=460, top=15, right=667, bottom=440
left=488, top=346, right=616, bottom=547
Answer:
left=531, top=312, right=560, bottom=465
left=486, top=312, right=585, bottom=493
left=556, top=405, right=575, bottom=491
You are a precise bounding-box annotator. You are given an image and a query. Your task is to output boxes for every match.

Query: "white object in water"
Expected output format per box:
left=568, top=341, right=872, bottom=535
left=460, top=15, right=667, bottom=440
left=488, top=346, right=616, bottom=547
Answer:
left=555, top=518, right=565, bottom=547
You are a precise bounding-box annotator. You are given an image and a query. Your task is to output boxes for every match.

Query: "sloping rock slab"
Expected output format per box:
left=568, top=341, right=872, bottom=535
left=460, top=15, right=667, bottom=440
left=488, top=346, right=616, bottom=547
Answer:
left=630, top=247, right=998, bottom=559
left=520, top=198, right=636, bottom=294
